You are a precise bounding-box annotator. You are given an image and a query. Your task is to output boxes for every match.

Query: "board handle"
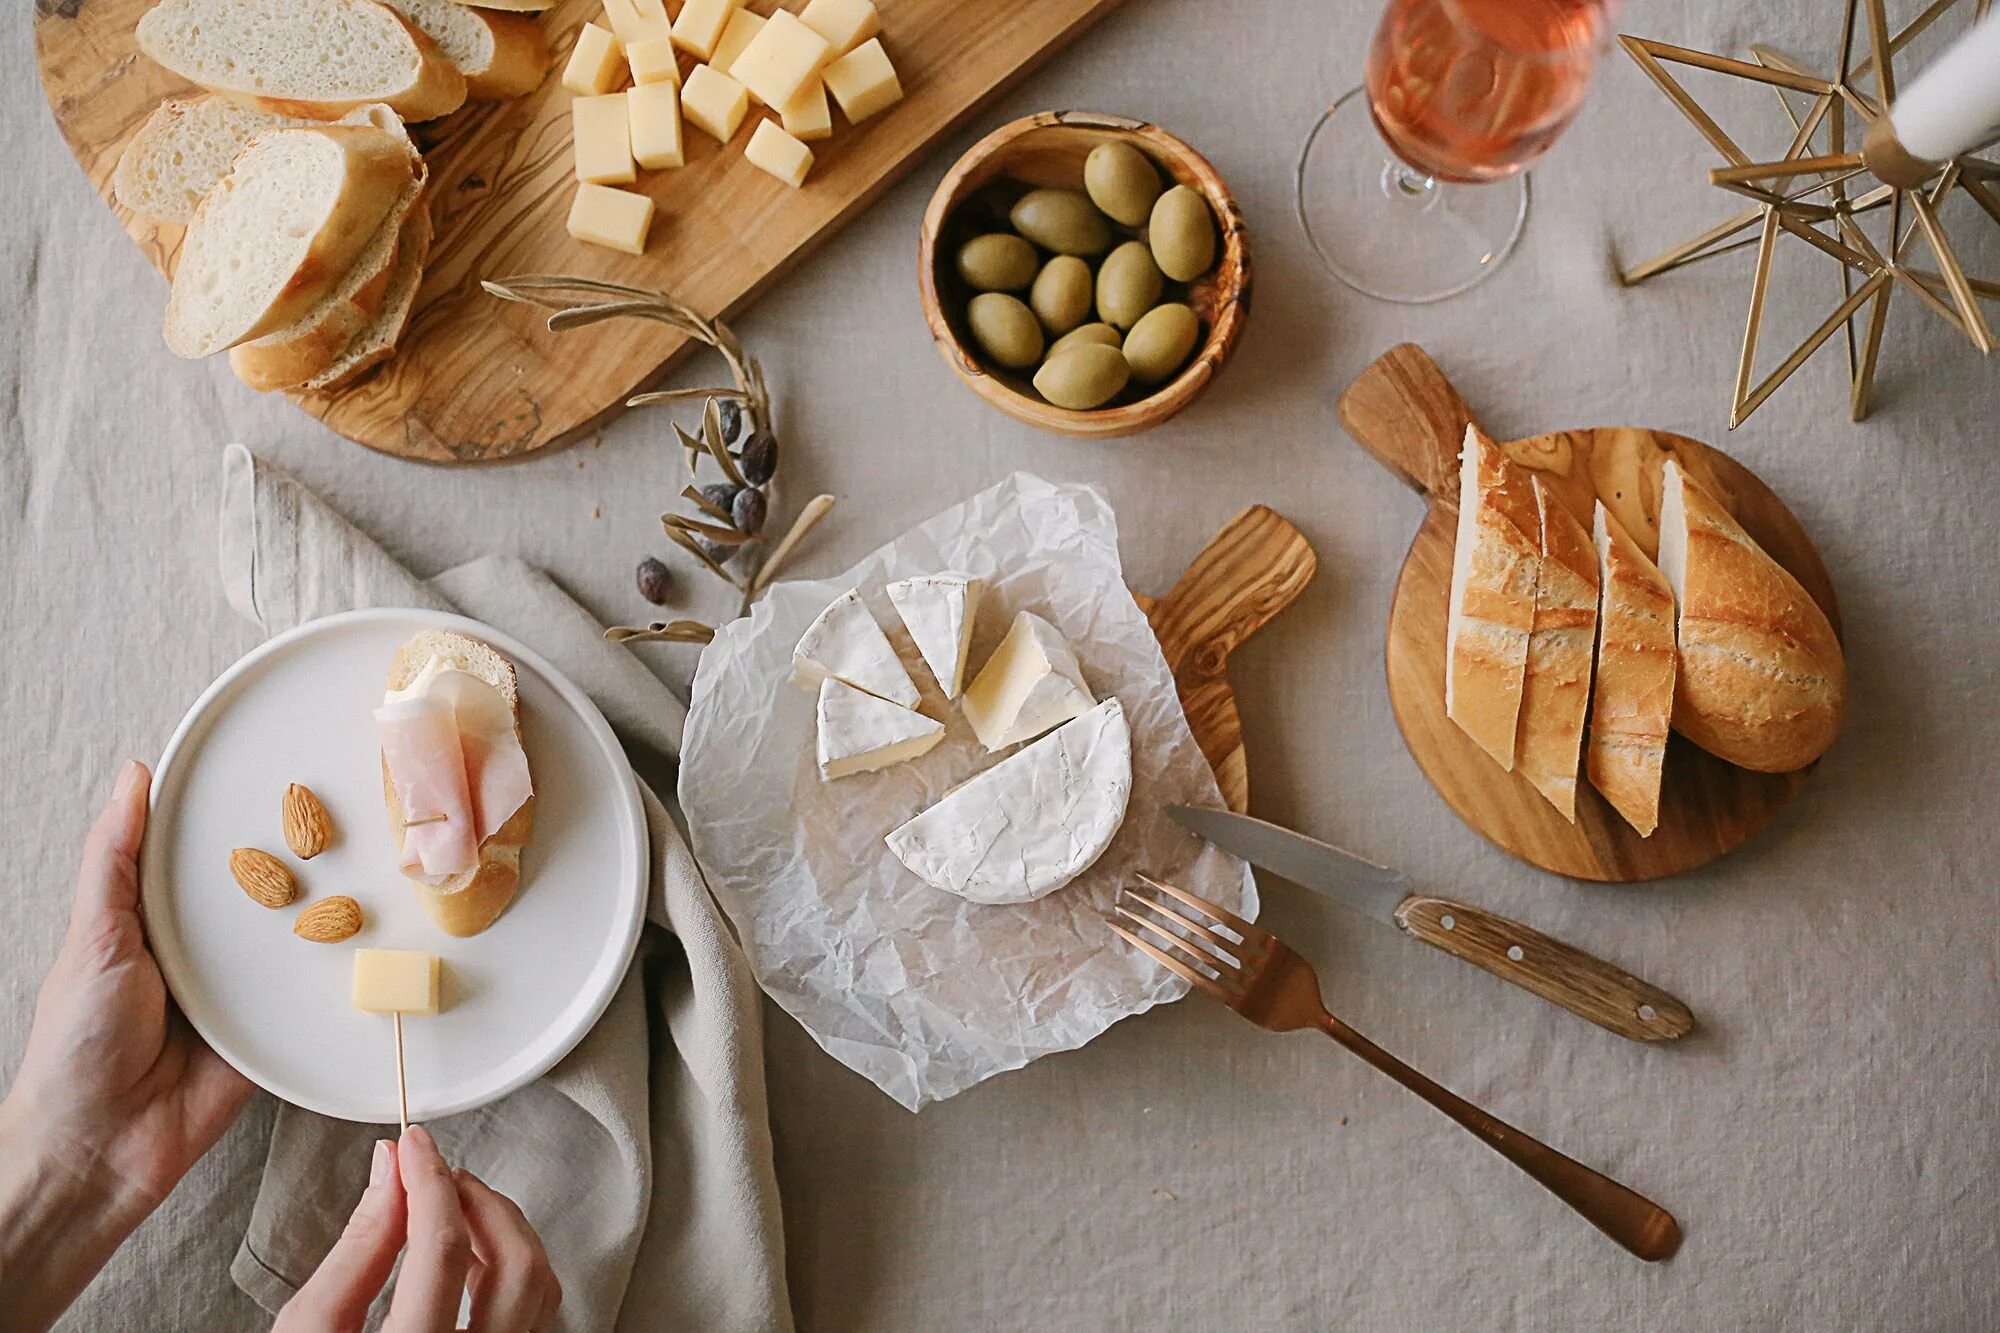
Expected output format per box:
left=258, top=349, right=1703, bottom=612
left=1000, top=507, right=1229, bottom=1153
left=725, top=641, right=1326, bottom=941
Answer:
left=1336, top=344, right=1475, bottom=501
left=1393, top=896, right=1696, bottom=1042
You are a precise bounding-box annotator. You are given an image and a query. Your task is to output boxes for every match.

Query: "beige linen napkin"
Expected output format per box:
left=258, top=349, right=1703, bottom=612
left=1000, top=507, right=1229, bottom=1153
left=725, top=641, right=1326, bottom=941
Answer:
left=216, top=445, right=792, bottom=1332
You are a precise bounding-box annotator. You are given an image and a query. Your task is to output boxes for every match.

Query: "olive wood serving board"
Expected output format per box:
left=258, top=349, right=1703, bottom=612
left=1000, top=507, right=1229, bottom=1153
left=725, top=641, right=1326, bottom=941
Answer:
left=1337, top=344, right=1840, bottom=883
left=33, top=0, right=1130, bottom=463
left=1139, top=505, right=1316, bottom=814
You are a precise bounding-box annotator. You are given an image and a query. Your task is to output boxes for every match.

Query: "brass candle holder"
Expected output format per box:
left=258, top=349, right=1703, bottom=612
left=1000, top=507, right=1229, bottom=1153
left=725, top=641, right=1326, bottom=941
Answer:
left=1619, top=0, right=1999, bottom=426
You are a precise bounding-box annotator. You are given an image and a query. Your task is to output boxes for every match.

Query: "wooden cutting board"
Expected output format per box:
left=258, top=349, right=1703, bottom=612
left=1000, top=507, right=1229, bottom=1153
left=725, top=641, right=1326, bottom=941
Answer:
left=34, top=0, right=1128, bottom=463
left=1338, top=344, right=1841, bottom=883
left=1141, top=506, right=1316, bottom=814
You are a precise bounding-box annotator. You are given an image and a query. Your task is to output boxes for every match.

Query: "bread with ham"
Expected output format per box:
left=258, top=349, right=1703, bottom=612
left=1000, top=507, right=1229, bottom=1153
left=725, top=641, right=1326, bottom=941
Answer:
left=376, top=630, right=535, bottom=937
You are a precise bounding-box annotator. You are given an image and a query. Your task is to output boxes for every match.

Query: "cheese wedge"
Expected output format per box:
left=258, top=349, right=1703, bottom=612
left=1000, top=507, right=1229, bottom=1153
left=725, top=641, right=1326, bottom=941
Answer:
left=1513, top=477, right=1598, bottom=819
left=1444, top=423, right=1540, bottom=770
left=816, top=678, right=944, bottom=779
left=960, top=610, right=1094, bottom=752
left=887, top=699, right=1132, bottom=905
left=1587, top=503, right=1676, bottom=836
left=886, top=572, right=984, bottom=699
left=792, top=590, right=920, bottom=707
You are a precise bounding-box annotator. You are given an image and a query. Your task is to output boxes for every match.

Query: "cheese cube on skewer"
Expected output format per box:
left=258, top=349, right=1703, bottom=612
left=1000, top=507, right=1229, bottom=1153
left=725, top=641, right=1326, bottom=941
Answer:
left=745, top=119, right=814, bottom=188
left=799, top=0, right=880, bottom=56
left=681, top=63, right=750, bottom=143
left=822, top=37, right=902, bottom=124
left=352, top=949, right=442, bottom=1015
left=629, top=82, right=684, bottom=169
left=563, top=22, right=626, bottom=96
left=731, top=10, right=834, bottom=112
left=626, top=37, right=680, bottom=87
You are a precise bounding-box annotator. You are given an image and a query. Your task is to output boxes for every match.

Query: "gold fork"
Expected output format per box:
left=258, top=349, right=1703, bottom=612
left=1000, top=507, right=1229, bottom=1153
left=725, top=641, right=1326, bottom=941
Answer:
left=1111, top=874, right=1683, bottom=1262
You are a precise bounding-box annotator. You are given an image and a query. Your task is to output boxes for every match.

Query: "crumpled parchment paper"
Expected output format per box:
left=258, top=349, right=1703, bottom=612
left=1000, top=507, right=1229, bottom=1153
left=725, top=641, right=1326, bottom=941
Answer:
left=679, top=473, right=1256, bottom=1110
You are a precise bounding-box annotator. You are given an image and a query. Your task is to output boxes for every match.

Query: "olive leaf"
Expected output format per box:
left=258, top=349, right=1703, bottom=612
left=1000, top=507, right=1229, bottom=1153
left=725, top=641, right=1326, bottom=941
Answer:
left=663, top=523, right=738, bottom=582
left=681, top=484, right=734, bottom=522
left=750, top=495, right=836, bottom=596
left=702, top=398, right=750, bottom=486
left=605, top=619, right=717, bottom=645
left=665, top=514, right=755, bottom=545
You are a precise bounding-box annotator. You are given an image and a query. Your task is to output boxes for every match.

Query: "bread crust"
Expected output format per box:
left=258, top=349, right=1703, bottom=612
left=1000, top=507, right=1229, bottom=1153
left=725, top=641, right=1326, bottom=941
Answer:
left=1445, top=424, right=1540, bottom=770
left=467, top=10, right=552, bottom=98
left=1587, top=503, right=1676, bottom=836
left=1514, top=475, right=1598, bottom=820
left=305, top=202, right=433, bottom=392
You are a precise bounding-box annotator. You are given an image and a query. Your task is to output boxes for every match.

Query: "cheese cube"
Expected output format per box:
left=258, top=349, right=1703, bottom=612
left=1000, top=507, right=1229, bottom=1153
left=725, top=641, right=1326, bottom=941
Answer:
left=712, top=8, right=766, bottom=100
left=822, top=38, right=902, bottom=124
left=629, top=81, right=684, bottom=169
left=745, top=119, right=814, bottom=188
left=730, top=10, right=833, bottom=111
left=626, top=37, right=680, bottom=87
left=567, top=183, right=655, bottom=254
left=602, top=0, right=671, bottom=48
left=799, top=0, right=879, bottom=55
left=680, top=63, right=749, bottom=142
left=352, top=949, right=441, bottom=1015
left=573, top=93, right=635, bottom=184
left=671, top=0, right=738, bottom=60
left=563, top=22, right=626, bottom=96
left=778, top=78, right=832, bottom=142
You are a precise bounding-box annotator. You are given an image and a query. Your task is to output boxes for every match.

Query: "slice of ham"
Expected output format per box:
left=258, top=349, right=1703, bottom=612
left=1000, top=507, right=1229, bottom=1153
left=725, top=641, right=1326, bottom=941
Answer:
left=374, top=665, right=532, bottom=884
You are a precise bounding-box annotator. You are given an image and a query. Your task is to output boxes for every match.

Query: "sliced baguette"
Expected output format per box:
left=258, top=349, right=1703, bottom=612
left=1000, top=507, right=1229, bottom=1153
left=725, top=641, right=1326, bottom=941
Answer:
left=136, top=0, right=468, bottom=122
left=1587, top=503, right=1677, bottom=836
left=304, top=202, right=433, bottom=392
left=164, top=124, right=416, bottom=358
left=1513, top=475, right=1599, bottom=820
left=381, top=631, right=534, bottom=938
left=381, top=0, right=550, bottom=99
left=114, top=97, right=315, bottom=224
left=1656, top=460, right=1845, bottom=773
left=1444, top=423, right=1541, bottom=770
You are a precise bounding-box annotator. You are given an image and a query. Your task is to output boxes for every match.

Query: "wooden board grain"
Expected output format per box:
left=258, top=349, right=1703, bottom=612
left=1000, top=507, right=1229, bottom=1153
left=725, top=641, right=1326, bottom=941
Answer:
left=33, top=0, right=1129, bottom=463
left=1338, top=344, right=1841, bottom=883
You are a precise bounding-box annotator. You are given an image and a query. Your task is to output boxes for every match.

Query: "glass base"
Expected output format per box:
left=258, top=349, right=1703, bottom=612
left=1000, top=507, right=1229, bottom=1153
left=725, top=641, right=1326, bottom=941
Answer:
left=1295, top=87, right=1530, bottom=305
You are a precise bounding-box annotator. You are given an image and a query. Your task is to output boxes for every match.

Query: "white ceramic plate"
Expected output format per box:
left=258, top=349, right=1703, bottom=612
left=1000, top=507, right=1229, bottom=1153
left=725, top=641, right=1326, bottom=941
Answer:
left=144, top=609, right=647, bottom=1124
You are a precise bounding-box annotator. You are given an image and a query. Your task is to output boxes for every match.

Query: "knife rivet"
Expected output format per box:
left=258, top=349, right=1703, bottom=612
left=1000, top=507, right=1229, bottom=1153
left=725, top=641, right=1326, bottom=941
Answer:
left=1439, top=914, right=1455, bottom=931
left=1506, top=945, right=1524, bottom=962
left=1638, top=1004, right=1657, bottom=1021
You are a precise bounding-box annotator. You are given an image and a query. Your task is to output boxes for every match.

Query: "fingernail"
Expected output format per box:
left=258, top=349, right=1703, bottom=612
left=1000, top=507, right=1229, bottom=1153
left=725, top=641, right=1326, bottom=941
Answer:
left=403, top=1123, right=433, bottom=1153
left=114, top=761, right=145, bottom=801
left=370, top=1140, right=393, bottom=1187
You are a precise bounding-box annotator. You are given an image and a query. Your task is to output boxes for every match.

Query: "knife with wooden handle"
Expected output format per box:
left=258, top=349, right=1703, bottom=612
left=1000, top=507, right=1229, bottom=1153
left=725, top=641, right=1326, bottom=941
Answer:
left=1167, top=805, right=1694, bottom=1042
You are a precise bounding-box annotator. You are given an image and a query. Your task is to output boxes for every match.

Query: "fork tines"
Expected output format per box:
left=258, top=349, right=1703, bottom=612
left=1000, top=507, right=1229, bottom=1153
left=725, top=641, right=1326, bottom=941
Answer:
left=1109, top=872, right=1268, bottom=1000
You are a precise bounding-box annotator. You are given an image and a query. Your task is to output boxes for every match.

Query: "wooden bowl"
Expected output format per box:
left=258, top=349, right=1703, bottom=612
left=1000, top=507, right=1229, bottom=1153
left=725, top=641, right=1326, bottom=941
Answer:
left=919, top=111, right=1251, bottom=439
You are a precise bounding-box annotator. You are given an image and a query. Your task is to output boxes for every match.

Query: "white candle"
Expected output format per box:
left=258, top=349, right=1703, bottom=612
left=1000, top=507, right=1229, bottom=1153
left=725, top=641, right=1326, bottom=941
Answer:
left=1890, top=8, right=2000, bottom=162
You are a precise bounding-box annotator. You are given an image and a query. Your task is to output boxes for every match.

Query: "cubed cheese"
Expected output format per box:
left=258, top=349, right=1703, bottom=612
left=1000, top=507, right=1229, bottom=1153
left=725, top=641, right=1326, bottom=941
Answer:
left=626, top=37, right=680, bottom=87
left=821, top=37, right=902, bottom=124
left=562, top=22, right=626, bottom=96
left=602, top=0, right=671, bottom=48
left=670, top=0, right=738, bottom=60
left=572, top=93, right=636, bottom=184
left=745, top=118, right=814, bottom=188
left=351, top=949, right=441, bottom=1015
left=778, top=78, right=832, bottom=142
left=730, top=10, right=833, bottom=111
left=712, top=8, right=767, bottom=100
left=629, top=81, right=684, bottom=169
left=799, top=0, right=879, bottom=55
left=680, top=63, right=749, bottom=142
left=567, top=183, right=655, bottom=254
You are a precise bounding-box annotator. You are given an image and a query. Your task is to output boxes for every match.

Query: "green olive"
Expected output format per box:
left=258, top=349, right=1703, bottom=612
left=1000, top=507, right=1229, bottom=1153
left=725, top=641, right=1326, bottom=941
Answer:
left=1033, top=343, right=1130, bottom=410
left=1046, top=322, right=1123, bottom=358
left=955, top=233, right=1038, bottom=291
left=965, top=292, right=1044, bottom=370
left=1008, top=188, right=1113, bottom=256
left=1095, top=241, right=1163, bottom=330
left=1122, top=303, right=1200, bottom=384
left=1029, top=255, right=1093, bottom=334
left=1083, top=141, right=1162, bottom=227
left=1147, top=185, right=1216, bottom=281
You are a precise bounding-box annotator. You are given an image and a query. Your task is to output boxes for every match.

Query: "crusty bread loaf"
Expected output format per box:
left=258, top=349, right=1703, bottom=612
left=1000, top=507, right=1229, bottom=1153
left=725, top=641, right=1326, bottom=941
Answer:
left=1587, top=503, right=1676, bottom=837
left=164, top=124, right=416, bottom=358
left=1656, top=461, right=1845, bottom=773
left=304, top=202, right=433, bottom=392
left=1513, top=475, right=1599, bottom=820
left=382, top=631, right=534, bottom=938
left=136, top=0, right=468, bottom=122
left=380, top=0, right=550, bottom=99
left=114, top=97, right=314, bottom=224
left=1445, top=423, right=1540, bottom=770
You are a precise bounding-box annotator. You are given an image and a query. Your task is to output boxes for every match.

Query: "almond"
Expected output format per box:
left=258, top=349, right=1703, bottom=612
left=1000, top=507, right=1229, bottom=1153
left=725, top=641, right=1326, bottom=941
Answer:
left=294, top=895, right=363, bottom=943
left=230, top=848, right=296, bottom=909
left=283, top=783, right=333, bottom=859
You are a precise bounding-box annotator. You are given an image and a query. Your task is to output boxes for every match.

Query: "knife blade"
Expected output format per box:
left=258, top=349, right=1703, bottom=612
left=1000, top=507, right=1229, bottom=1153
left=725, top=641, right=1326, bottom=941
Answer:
left=1168, top=805, right=1694, bottom=1042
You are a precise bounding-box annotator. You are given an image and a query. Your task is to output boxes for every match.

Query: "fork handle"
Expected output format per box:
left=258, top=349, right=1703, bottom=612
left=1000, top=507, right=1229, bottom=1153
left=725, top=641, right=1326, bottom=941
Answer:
left=1316, top=1013, right=1683, bottom=1262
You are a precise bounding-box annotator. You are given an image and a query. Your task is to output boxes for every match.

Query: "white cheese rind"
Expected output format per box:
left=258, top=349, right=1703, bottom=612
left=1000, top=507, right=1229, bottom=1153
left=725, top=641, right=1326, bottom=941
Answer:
left=886, top=698, right=1132, bottom=905
left=816, top=678, right=944, bottom=779
left=886, top=572, right=983, bottom=699
left=960, top=610, right=1094, bottom=750
left=791, top=589, right=920, bottom=707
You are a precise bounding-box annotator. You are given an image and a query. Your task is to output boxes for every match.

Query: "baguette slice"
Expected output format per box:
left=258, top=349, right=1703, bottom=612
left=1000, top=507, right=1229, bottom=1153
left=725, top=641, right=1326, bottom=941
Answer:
left=165, top=124, right=416, bottom=358
left=1513, top=476, right=1599, bottom=819
left=1444, top=423, right=1541, bottom=770
left=380, top=0, right=551, bottom=99
left=136, top=0, right=468, bottom=122
left=304, top=202, right=433, bottom=392
left=1656, top=461, right=1845, bottom=773
left=382, top=631, right=535, bottom=937
left=114, top=97, right=313, bottom=224
left=1587, top=503, right=1676, bottom=836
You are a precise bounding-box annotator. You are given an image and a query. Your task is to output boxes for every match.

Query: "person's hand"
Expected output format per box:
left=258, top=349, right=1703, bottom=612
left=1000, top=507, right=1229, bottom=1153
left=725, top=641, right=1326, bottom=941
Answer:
left=275, top=1124, right=562, bottom=1333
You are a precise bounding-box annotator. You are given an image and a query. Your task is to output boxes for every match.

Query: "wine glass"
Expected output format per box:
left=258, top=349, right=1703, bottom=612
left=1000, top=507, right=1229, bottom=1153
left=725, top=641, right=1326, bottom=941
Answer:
left=1297, top=0, right=1613, bottom=304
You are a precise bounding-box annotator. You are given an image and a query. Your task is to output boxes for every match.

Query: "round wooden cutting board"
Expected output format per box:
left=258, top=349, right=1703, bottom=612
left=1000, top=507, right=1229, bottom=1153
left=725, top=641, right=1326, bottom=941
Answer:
left=1337, top=344, right=1841, bottom=883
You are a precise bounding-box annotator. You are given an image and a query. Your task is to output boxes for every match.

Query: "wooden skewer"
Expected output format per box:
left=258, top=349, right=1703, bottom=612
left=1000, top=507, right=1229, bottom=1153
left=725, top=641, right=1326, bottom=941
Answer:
left=403, top=812, right=450, bottom=826
left=393, top=1012, right=409, bottom=1134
